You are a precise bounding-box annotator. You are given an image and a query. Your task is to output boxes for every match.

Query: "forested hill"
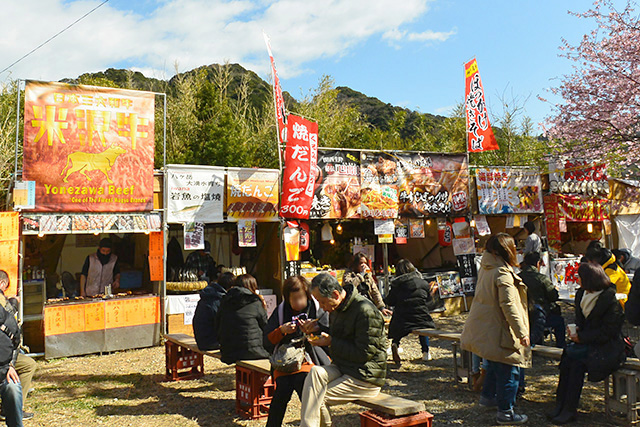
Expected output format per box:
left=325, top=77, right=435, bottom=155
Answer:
left=64, top=63, right=445, bottom=138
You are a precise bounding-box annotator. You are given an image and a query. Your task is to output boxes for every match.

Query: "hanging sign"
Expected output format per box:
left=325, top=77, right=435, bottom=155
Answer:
left=409, top=219, right=425, bottom=238
left=360, top=152, right=399, bottom=219
left=226, top=168, right=279, bottom=221
left=464, top=59, right=499, bottom=152
left=22, top=81, right=155, bottom=212
left=310, top=150, right=361, bottom=219
left=476, top=168, right=543, bottom=214
left=167, top=165, right=224, bottom=223
left=397, top=153, right=469, bottom=216
left=395, top=220, right=408, bottom=244
left=183, top=222, right=204, bottom=251
left=543, top=194, right=562, bottom=252
left=238, top=219, right=257, bottom=248
left=281, top=114, right=318, bottom=219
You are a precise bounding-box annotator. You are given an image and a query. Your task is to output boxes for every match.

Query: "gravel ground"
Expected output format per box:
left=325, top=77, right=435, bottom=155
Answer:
left=22, top=311, right=625, bottom=426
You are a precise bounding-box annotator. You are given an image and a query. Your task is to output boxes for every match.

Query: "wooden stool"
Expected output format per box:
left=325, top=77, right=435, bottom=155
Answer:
left=359, top=410, right=433, bottom=427
left=605, top=369, right=640, bottom=424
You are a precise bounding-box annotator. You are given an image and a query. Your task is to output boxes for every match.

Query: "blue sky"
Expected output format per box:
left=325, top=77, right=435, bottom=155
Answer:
left=0, top=0, right=626, bottom=131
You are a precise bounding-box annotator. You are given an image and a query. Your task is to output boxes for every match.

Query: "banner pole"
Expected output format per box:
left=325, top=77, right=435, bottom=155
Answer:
left=161, top=93, right=167, bottom=338
left=14, top=80, right=22, bottom=178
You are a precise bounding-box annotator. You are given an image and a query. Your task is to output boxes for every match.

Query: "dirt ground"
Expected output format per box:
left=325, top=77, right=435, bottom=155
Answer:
left=23, top=312, right=625, bottom=426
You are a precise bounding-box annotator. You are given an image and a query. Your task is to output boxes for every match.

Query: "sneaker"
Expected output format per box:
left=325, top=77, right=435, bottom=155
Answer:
left=23, top=411, right=34, bottom=420
left=391, top=343, right=401, bottom=365
left=422, top=351, right=432, bottom=361
left=497, top=409, right=528, bottom=425
left=478, top=395, right=497, bottom=408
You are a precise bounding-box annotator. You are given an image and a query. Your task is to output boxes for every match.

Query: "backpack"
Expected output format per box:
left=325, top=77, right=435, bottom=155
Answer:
left=269, top=300, right=320, bottom=373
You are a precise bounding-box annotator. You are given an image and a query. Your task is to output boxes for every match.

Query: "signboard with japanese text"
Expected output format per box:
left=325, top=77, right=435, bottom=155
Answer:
left=360, top=152, right=399, bottom=219
left=264, top=33, right=288, bottom=144
left=0, top=213, right=19, bottom=297
left=557, top=194, right=610, bottom=222
left=167, top=165, right=225, bottom=223
left=310, top=150, right=361, bottom=219
left=464, top=59, right=499, bottom=152
left=281, top=114, right=318, bottom=219
left=476, top=168, right=543, bottom=214
left=544, top=194, right=562, bottom=252
left=23, top=81, right=155, bottom=212
left=226, top=168, right=279, bottom=221
left=396, top=153, right=469, bottom=216
left=549, top=159, right=609, bottom=196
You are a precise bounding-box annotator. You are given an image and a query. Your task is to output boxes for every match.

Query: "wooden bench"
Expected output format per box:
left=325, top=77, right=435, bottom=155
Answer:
left=239, top=357, right=431, bottom=424
left=412, top=329, right=471, bottom=387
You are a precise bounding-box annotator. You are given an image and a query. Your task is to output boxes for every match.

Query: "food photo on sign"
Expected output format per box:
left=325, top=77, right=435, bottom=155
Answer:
left=310, top=150, right=361, bottom=219
left=396, top=153, right=469, bottom=216
left=360, top=152, right=399, bottom=219
left=22, top=81, right=155, bottom=212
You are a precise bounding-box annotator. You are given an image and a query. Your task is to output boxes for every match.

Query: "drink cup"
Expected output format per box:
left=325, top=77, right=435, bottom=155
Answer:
left=568, top=323, right=577, bottom=335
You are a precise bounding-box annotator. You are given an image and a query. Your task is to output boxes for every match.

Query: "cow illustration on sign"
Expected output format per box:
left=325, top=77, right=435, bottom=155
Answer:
left=61, top=145, right=127, bottom=183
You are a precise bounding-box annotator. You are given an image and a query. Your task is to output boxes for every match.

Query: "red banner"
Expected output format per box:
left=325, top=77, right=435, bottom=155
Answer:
left=543, top=194, right=562, bottom=252
left=23, top=81, right=155, bottom=212
left=264, top=33, right=287, bottom=144
left=464, top=59, right=499, bottom=152
left=558, top=194, right=610, bottom=222
left=281, top=115, right=318, bottom=219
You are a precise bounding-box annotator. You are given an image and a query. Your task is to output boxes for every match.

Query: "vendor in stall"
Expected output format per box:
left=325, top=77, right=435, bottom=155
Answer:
left=185, top=241, right=216, bottom=282
left=80, top=238, right=120, bottom=297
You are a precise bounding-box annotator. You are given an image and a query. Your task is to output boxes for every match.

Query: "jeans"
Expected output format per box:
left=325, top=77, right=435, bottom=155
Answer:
left=266, top=372, right=306, bottom=427
left=392, top=335, right=429, bottom=353
left=481, top=360, right=520, bottom=411
left=471, top=354, right=489, bottom=374
left=0, top=378, right=23, bottom=427
left=546, top=314, right=566, bottom=348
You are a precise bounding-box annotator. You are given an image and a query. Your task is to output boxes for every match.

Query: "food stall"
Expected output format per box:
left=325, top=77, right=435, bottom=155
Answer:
left=163, top=165, right=281, bottom=335
left=545, top=159, right=612, bottom=297
left=12, top=80, right=165, bottom=358
left=284, top=148, right=473, bottom=315
left=609, top=178, right=640, bottom=259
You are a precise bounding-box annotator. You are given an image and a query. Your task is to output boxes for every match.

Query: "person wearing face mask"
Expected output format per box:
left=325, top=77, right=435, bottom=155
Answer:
left=80, top=238, right=120, bottom=297
left=342, top=253, right=391, bottom=316
left=263, top=276, right=330, bottom=427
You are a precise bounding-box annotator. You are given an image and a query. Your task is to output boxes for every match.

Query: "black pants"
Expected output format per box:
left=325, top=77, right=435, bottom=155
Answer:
left=266, top=371, right=308, bottom=427
left=555, top=355, right=587, bottom=413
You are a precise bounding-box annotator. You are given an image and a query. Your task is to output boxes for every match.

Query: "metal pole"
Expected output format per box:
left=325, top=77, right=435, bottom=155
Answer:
left=161, top=93, right=167, bottom=338
left=14, top=80, right=22, bottom=179
left=18, top=236, right=24, bottom=330
left=382, top=242, right=389, bottom=297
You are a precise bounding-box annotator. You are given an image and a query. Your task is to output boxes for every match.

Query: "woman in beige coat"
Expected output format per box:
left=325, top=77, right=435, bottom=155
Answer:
left=461, top=233, right=531, bottom=425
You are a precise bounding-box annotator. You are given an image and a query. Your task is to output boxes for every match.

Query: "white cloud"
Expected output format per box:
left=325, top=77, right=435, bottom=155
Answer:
left=0, top=0, right=447, bottom=83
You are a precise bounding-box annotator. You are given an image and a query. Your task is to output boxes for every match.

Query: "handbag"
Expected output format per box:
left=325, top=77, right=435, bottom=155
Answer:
left=565, top=342, right=588, bottom=360
left=270, top=337, right=306, bottom=373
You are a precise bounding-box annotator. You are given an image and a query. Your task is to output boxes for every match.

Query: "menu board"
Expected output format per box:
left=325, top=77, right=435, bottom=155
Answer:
left=476, top=168, right=543, bottom=214
left=310, top=150, right=361, bottom=219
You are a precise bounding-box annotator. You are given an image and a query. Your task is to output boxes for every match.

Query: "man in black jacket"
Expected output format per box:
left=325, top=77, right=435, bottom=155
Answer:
left=192, top=272, right=235, bottom=350
left=519, top=252, right=565, bottom=348
left=300, top=273, right=387, bottom=427
left=0, top=270, right=23, bottom=427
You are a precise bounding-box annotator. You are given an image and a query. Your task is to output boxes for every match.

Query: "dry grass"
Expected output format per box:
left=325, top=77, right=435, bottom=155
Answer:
left=23, top=313, right=624, bottom=426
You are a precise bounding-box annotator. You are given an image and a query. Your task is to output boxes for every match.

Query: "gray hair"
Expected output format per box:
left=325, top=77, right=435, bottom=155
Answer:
left=310, top=273, right=342, bottom=298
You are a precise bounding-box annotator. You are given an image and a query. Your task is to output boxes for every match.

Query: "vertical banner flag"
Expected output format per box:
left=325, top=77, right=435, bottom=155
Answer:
left=464, top=59, right=499, bottom=152
left=23, top=81, right=155, bottom=212
left=281, top=114, right=318, bottom=219
left=263, top=33, right=287, bottom=144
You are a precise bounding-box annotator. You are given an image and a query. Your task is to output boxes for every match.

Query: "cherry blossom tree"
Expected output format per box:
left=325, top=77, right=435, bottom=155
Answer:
left=543, top=0, right=640, bottom=176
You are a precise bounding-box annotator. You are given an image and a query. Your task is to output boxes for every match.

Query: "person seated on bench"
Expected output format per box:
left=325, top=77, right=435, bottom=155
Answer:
left=192, top=272, right=236, bottom=351
left=461, top=233, right=531, bottom=425
left=385, top=259, right=438, bottom=364
left=583, top=241, right=631, bottom=307
left=263, top=275, right=330, bottom=427
left=549, top=263, right=625, bottom=425
left=300, top=273, right=387, bottom=427
left=216, top=274, right=269, bottom=364
left=520, top=251, right=565, bottom=348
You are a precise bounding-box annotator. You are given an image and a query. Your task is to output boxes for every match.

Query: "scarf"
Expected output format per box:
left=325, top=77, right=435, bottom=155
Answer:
left=580, top=290, right=603, bottom=318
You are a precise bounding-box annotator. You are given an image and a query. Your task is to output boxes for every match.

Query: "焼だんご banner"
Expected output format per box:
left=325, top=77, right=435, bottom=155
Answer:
left=22, top=81, right=155, bottom=212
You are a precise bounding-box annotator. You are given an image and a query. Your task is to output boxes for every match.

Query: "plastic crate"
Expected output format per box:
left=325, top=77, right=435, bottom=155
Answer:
left=235, top=365, right=275, bottom=419
left=360, top=410, right=433, bottom=427
left=165, top=340, right=204, bottom=381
